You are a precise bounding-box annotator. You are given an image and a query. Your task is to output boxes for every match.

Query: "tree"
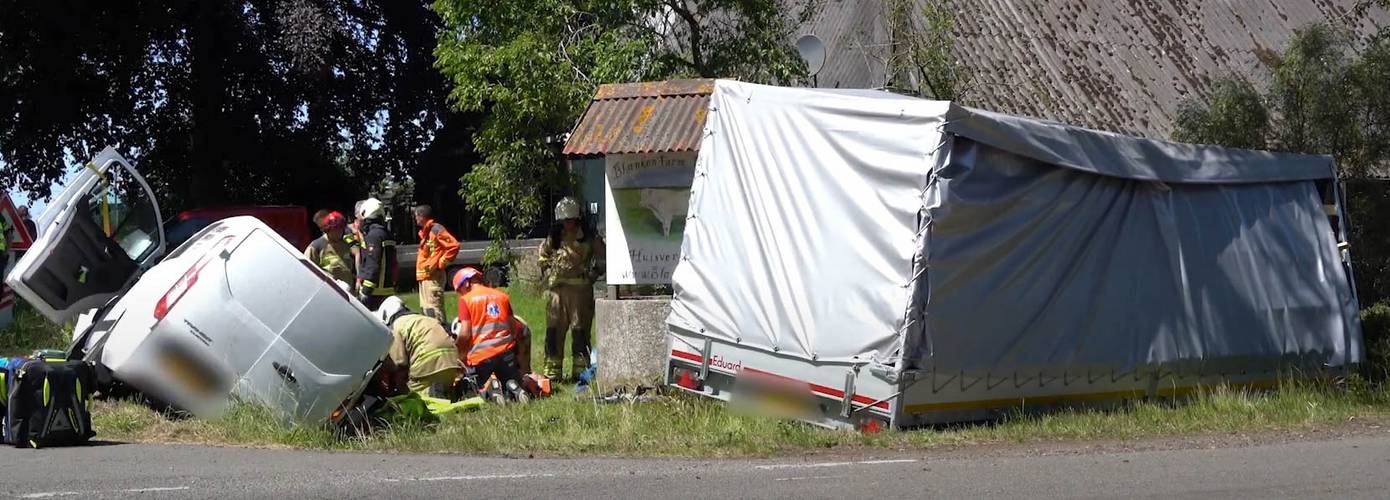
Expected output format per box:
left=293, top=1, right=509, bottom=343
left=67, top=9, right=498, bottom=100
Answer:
left=1174, top=24, right=1390, bottom=306
left=1171, top=79, right=1268, bottom=150
left=0, top=0, right=462, bottom=215
left=433, top=0, right=813, bottom=263
left=883, top=0, right=968, bottom=100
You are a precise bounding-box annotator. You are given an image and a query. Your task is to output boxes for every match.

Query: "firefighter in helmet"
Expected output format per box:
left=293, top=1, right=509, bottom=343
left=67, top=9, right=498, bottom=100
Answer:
left=536, top=197, right=603, bottom=381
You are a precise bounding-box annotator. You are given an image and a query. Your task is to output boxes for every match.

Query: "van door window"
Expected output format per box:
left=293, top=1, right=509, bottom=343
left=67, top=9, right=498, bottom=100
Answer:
left=88, top=165, right=163, bottom=264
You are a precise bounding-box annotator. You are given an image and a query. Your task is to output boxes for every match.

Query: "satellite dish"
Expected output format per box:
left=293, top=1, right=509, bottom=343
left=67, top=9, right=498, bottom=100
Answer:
left=796, top=34, right=826, bottom=77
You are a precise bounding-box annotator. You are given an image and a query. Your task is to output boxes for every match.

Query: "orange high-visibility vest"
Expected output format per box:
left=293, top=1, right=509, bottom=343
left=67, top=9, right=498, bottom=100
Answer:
left=458, top=284, right=516, bottom=366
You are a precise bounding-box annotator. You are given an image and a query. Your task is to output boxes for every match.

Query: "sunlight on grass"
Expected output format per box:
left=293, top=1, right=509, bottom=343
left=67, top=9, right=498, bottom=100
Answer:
left=91, top=380, right=1390, bottom=457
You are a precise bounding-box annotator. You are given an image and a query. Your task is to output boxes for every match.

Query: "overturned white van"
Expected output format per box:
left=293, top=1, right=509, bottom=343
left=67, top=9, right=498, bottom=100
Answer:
left=665, top=81, right=1364, bottom=429
left=5, top=148, right=390, bottom=422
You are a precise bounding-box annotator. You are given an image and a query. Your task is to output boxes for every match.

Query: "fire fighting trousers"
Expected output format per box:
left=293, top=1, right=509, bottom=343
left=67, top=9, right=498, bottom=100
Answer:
left=544, top=284, right=594, bottom=379
left=417, top=270, right=446, bottom=323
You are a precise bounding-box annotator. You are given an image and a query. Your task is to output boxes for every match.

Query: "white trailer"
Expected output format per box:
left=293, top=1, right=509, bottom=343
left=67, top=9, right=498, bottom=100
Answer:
left=665, top=81, right=1363, bottom=430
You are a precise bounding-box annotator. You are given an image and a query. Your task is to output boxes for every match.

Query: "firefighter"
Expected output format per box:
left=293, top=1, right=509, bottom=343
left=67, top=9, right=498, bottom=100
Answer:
left=537, top=197, right=604, bottom=381
left=304, top=210, right=357, bottom=293
left=355, top=198, right=398, bottom=310
left=453, top=267, right=531, bottom=395
left=413, top=205, right=459, bottom=323
left=374, top=296, right=462, bottom=398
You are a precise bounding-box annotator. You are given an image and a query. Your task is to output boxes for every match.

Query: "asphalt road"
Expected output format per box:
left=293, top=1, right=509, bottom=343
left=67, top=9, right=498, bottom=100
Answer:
left=3, top=435, right=1389, bottom=499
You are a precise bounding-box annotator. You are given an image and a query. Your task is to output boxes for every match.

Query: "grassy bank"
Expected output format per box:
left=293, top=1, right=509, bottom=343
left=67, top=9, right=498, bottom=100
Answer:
left=8, top=287, right=1390, bottom=457
left=89, top=380, right=1390, bottom=457
left=0, top=302, right=70, bottom=357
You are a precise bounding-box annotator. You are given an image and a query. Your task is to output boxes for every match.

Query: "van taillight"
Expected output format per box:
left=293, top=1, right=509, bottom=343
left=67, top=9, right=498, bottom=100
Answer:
left=154, top=236, right=233, bottom=321
left=154, top=263, right=202, bottom=321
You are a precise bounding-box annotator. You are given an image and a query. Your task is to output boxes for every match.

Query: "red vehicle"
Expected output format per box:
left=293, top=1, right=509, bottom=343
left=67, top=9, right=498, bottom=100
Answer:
left=165, top=206, right=312, bottom=250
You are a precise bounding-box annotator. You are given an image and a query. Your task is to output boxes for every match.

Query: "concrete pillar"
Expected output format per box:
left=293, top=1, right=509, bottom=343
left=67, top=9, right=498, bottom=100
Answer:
left=594, top=297, right=671, bottom=389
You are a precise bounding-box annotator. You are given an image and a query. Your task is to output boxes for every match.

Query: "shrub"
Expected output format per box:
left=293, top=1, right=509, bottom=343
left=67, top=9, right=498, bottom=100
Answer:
left=1361, top=302, right=1390, bottom=381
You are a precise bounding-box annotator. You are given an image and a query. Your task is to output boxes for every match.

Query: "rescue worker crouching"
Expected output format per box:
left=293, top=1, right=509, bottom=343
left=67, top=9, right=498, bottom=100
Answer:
left=304, top=210, right=357, bottom=294
left=537, top=197, right=603, bottom=381
left=453, top=267, right=531, bottom=398
left=374, top=296, right=463, bottom=398
left=413, top=205, right=460, bottom=323
left=354, top=198, right=399, bottom=310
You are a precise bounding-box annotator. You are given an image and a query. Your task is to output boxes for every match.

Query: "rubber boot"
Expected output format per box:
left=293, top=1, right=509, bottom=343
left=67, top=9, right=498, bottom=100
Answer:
left=570, top=329, right=591, bottom=382
left=543, top=328, right=564, bottom=380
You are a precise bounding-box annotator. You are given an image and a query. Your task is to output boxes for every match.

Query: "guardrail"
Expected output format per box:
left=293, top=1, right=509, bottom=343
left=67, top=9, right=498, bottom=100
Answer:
left=395, top=238, right=545, bottom=279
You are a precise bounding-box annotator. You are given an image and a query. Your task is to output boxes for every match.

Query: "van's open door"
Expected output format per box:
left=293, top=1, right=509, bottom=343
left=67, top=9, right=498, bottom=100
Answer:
left=4, top=147, right=165, bottom=324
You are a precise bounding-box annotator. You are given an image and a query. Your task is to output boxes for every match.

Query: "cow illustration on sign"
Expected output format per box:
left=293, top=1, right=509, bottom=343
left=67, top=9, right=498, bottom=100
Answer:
left=638, top=188, right=689, bottom=238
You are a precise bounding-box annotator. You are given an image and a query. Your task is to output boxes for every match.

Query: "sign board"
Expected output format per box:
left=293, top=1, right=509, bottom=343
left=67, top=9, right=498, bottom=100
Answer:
left=1, top=194, right=35, bottom=251
left=604, top=152, right=697, bottom=284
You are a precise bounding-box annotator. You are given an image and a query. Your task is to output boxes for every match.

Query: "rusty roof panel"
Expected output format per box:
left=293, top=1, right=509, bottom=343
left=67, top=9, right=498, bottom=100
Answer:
left=592, top=79, right=716, bottom=100
left=943, top=0, right=1388, bottom=138
left=812, top=0, right=1387, bottom=138
left=564, top=80, right=714, bottom=157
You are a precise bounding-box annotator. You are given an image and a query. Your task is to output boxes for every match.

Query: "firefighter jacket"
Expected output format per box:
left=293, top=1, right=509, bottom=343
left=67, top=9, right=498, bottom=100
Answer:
left=388, top=314, right=463, bottom=380
left=537, top=227, right=604, bottom=288
left=356, top=219, right=398, bottom=296
left=304, top=233, right=356, bottom=286
left=415, top=219, right=459, bottom=281
left=456, top=284, right=519, bottom=366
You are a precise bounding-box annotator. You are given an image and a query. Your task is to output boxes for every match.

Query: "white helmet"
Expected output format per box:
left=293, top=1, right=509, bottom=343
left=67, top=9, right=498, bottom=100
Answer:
left=374, top=296, right=407, bottom=326
left=356, top=198, right=384, bottom=220
left=555, top=197, right=581, bottom=221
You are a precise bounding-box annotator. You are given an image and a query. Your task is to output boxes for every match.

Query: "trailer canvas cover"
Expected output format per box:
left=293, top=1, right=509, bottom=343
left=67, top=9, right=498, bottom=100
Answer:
left=667, top=81, right=1362, bottom=421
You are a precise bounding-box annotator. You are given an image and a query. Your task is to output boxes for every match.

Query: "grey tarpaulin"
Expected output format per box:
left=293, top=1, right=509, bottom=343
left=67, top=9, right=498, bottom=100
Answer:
left=667, top=80, right=1362, bottom=376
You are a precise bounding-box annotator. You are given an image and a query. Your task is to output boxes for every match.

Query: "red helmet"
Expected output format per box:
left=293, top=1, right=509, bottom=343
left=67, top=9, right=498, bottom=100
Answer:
left=319, top=211, right=346, bottom=230
left=452, top=267, right=482, bottom=290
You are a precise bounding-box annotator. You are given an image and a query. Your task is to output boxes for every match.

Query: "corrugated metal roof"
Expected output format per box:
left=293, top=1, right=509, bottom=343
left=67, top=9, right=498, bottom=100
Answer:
left=563, top=79, right=715, bottom=157
left=809, top=0, right=1388, bottom=138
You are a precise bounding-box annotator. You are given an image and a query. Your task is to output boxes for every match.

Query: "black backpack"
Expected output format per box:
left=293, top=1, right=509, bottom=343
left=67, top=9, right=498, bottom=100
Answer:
left=5, top=359, right=97, bottom=448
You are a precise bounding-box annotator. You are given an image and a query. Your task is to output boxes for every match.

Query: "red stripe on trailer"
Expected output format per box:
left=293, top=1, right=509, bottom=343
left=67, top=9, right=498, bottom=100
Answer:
left=671, top=350, right=702, bottom=363
left=670, top=349, right=891, bottom=410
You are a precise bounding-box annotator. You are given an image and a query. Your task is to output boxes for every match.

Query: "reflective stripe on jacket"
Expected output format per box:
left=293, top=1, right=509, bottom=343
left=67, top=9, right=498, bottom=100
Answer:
left=304, top=234, right=356, bottom=285
left=415, top=220, right=459, bottom=281
left=389, top=314, right=463, bottom=380
left=357, top=220, right=398, bottom=296
left=458, top=284, right=516, bottom=366
left=537, top=227, right=603, bottom=289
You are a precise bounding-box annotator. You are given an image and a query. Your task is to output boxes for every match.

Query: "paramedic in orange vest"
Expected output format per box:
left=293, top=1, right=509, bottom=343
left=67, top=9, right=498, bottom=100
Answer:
left=453, top=267, right=531, bottom=390
left=413, top=205, right=459, bottom=323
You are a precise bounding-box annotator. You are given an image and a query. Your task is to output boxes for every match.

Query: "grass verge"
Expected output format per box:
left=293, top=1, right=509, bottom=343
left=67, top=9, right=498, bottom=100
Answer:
left=0, top=301, right=71, bottom=357
left=90, top=380, right=1390, bottom=457
left=9, top=288, right=1390, bottom=457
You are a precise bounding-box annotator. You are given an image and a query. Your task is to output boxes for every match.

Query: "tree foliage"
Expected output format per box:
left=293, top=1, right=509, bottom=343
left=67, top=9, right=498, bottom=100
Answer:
left=0, top=0, right=458, bottom=214
left=1172, top=78, right=1268, bottom=150
left=1173, top=23, right=1390, bottom=305
left=883, top=0, right=967, bottom=100
left=433, top=0, right=813, bottom=261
